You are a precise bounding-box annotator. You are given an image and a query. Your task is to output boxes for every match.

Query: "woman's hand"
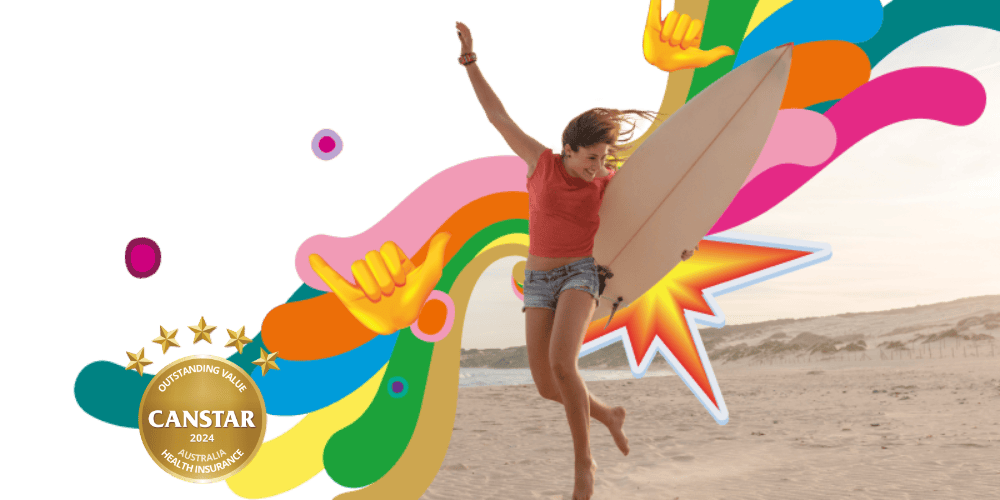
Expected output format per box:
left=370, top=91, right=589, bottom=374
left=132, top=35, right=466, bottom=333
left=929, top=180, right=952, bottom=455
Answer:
left=456, top=21, right=473, bottom=54
left=681, top=244, right=699, bottom=261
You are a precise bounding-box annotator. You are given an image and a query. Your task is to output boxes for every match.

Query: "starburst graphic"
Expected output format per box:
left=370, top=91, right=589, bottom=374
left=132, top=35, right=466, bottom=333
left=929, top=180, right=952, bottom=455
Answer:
left=581, top=232, right=831, bottom=425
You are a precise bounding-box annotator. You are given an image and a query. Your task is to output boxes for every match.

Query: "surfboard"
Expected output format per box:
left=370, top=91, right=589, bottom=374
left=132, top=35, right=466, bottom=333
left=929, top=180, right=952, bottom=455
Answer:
left=592, top=44, right=793, bottom=322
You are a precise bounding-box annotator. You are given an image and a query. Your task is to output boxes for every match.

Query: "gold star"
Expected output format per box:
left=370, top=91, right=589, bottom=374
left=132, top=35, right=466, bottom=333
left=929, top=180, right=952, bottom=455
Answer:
left=189, top=316, right=217, bottom=344
left=251, top=348, right=280, bottom=376
left=153, top=326, right=181, bottom=354
left=225, top=326, right=252, bottom=354
left=125, top=348, right=153, bottom=377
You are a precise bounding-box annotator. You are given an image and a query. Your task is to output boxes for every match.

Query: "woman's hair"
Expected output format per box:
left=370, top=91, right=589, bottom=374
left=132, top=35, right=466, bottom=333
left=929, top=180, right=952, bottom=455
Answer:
left=561, top=108, right=662, bottom=168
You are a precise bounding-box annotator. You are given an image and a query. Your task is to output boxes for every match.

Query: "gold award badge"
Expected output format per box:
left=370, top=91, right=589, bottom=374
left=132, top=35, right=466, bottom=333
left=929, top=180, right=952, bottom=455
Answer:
left=138, top=355, right=266, bottom=483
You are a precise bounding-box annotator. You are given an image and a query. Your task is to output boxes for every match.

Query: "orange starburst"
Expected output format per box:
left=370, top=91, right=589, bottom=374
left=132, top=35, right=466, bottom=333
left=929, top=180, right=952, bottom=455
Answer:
left=580, top=233, right=830, bottom=423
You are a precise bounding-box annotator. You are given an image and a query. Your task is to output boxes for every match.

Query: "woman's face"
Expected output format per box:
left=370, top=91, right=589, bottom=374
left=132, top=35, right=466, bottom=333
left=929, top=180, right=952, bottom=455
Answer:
left=562, top=143, right=611, bottom=182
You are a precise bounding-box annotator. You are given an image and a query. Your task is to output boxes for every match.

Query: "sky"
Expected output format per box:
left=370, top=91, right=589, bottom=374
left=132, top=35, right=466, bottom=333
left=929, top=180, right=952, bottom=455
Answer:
left=462, top=25, right=1000, bottom=349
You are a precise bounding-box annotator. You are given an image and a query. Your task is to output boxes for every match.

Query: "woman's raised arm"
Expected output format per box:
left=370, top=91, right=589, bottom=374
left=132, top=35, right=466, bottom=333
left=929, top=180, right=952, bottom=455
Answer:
left=457, top=22, right=546, bottom=173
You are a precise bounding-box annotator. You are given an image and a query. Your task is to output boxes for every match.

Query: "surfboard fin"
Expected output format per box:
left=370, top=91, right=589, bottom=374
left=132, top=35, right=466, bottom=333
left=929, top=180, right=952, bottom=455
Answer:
left=597, top=265, right=613, bottom=296
left=597, top=265, right=622, bottom=329
left=604, top=296, right=624, bottom=330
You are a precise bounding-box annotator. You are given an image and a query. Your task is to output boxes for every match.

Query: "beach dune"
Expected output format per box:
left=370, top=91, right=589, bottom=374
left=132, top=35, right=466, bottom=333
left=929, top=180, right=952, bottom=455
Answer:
left=422, top=297, right=1000, bottom=499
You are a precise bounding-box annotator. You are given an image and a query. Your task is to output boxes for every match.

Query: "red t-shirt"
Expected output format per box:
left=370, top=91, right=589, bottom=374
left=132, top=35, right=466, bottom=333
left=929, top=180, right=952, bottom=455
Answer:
left=527, top=149, right=617, bottom=257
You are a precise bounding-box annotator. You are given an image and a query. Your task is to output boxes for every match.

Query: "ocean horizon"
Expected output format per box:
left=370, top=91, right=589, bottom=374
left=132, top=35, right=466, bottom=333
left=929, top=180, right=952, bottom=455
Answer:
left=457, top=367, right=677, bottom=388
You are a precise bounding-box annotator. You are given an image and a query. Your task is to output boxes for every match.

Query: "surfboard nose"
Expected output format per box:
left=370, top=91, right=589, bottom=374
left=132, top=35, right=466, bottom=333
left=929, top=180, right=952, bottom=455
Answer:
left=776, top=44, right=794, bottom=85
left=591, top=34, right=795, bottom=321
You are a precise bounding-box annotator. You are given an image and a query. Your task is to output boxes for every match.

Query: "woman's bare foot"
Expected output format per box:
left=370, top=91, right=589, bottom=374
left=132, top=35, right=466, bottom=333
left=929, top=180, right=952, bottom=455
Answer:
left=607, top=406, right=630, bottom=456
left=573, top=458, right=597, bottom=500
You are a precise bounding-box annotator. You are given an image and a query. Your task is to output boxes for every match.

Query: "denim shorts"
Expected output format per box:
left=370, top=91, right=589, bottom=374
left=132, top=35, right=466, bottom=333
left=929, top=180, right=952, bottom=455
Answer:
left=521, top=257, right=600, bottom=313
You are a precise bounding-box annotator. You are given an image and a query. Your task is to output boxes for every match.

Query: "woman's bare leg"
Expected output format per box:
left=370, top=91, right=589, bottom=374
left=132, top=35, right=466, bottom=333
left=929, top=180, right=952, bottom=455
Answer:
left=549, top=288, right=606, bottom=500
left=525, top=307, right=630, bottom=455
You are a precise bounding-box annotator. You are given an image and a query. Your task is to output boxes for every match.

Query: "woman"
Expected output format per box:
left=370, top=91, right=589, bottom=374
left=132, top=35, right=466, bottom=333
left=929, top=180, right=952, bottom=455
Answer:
left=456, top=21, right=696, bottom=500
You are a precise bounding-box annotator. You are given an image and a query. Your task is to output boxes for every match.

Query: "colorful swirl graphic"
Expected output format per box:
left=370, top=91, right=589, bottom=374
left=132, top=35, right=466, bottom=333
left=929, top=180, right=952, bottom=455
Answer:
left=73, top=0, right=997, bottom=497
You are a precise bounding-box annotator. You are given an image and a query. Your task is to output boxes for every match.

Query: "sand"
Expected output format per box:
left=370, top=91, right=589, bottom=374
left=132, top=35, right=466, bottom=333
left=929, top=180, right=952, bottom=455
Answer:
left=421, top=354, right=1000, bottom=499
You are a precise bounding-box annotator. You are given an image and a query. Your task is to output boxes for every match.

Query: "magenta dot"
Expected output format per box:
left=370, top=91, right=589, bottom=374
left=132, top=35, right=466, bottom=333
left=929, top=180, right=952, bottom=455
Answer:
left=318, top=136, right=337, bottom=153
left=130, top=244, right=155, bottom=273
left=392, top=381, right=403, bottom=393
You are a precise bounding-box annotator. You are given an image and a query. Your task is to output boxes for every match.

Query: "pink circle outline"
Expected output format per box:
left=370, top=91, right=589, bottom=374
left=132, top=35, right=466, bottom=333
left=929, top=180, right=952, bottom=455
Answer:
left=410, top=291, right=455, bottom=343
left=125, top=237, right=161, bottom=278
left=309, top=128, right=344, bottom=162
